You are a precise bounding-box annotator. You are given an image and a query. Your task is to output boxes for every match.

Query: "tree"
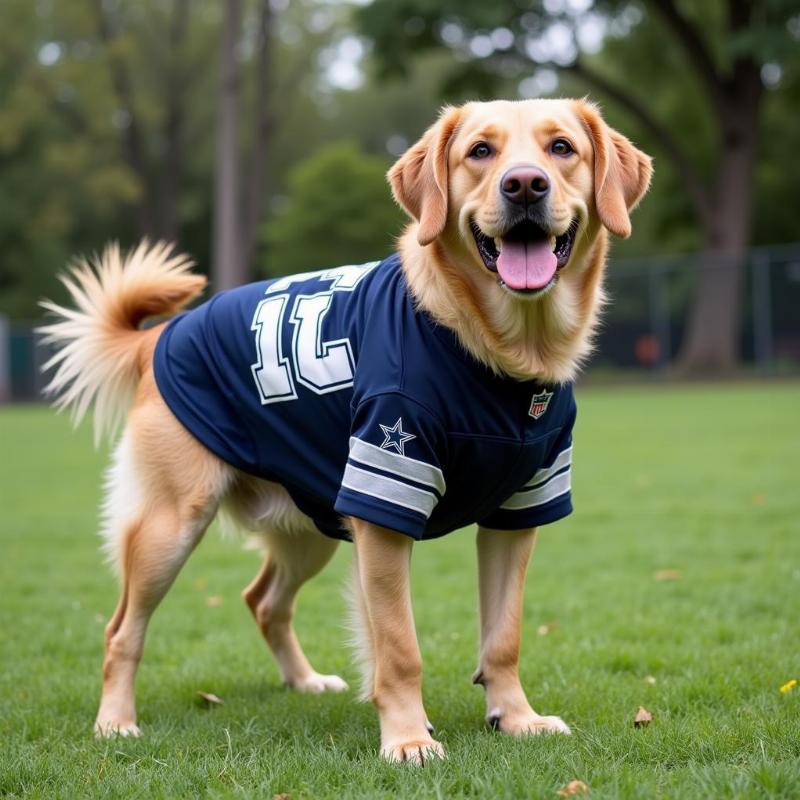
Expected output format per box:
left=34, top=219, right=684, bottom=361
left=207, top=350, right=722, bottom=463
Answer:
left=356, top=0, right=797, bottom=371
left=213, top=0, right=245, bottom=291
left=0, top=0, right=348, bottom=317
left=261, top=141, right=404, bottom=275
left=213, top=0, right=341, bottom=289
left=161, top=0, right=191, bottom=242
left=243, top=0, right=275, bottom=273
left=0, top=0, right=144, bottom=318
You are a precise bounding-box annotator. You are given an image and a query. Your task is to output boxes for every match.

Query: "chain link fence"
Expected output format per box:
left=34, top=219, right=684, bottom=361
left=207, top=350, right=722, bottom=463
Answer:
left=595, top=244, right=800, bottom=375
left=3, top=244, right=799, bottom=402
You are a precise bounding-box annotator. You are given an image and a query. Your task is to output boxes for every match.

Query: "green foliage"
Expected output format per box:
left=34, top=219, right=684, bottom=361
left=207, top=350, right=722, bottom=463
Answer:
left=2, top=385, right=800, bottom=796
left=0, top=0, right=444, bottom=318
left=261, top=141, right=405, bottom=276
left=0, top=0, right=349, bottom=318
left=0, top=0, right=139, bottom=318
left=1, top=0, right=798, bottom=325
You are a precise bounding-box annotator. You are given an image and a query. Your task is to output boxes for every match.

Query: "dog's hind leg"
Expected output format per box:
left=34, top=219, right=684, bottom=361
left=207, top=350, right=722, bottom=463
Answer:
left=96, top=505, right=214, bottom=736
left=95, top=385, right=228, bottom=736
left=242, top=527, right=348, bottom=693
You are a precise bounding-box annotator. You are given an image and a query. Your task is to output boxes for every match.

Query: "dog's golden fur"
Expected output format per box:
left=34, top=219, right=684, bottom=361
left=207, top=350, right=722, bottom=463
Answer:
left=41, top=98, right=650, bottom=762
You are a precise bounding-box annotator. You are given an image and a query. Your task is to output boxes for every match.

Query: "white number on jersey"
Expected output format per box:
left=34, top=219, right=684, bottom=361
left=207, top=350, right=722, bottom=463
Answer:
left=250, top=261, right=379, bottom=404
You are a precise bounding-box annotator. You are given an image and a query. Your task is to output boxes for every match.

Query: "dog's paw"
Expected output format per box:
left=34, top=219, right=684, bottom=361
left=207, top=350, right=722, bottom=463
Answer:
left=381, top=738, right=445, bottom=765
left=487, top=707, right=571, bottom=737
left=94, top=718, right=142, bottom=738
left=290, top=672, right=349, bottom=694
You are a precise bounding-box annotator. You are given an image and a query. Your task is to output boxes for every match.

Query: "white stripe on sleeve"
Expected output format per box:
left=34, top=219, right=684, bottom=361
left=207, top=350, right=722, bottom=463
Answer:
left=348, top=437, right=445, bottom=494
left=523, top=445, right=572, bottom=489
left=341, top=463, right=438, bottom=517
left=500, top=469, right=571, bottom=511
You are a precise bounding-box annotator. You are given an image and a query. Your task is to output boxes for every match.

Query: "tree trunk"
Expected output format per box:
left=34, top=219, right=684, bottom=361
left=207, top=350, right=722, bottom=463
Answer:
left=93, top=0, right=156, bottom=238
left=213, top=0, right=245, bottom=291
left=677, top=75, right=762, bottom=372
left=159, top=0, right=189, bottom=243
left=242, top=0, right=274, bottom=274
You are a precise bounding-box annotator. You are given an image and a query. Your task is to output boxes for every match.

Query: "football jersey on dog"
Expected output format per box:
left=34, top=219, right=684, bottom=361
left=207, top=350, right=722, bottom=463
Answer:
left=153, top=254, right=576, bottom=541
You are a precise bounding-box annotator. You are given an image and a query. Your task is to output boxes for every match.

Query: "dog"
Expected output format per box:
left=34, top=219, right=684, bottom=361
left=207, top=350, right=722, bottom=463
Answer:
left=40, top=98, right=651, bottom=763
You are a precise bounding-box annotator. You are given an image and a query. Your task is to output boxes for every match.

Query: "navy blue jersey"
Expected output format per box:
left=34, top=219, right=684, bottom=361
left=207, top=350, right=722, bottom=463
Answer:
left=153, top=255, right=576, bottom=541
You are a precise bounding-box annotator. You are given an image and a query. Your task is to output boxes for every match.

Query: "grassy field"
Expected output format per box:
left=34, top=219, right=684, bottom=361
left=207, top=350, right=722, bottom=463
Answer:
left=1, top=384, right=799, bottom=799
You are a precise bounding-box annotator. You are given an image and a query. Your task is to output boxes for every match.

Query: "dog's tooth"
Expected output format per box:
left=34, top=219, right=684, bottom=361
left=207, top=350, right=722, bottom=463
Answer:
left=549, top=235, right=557, bottom=250
left=495, top=238, right=502, bottom=253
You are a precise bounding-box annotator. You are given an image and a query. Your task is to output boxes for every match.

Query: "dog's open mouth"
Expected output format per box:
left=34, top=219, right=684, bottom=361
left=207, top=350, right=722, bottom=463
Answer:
left=471, top=218, right=579, bottom=295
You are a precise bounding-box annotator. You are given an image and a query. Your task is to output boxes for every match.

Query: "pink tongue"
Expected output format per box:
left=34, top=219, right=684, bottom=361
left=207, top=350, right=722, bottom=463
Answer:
left=496, top=239, right=557, bottom=291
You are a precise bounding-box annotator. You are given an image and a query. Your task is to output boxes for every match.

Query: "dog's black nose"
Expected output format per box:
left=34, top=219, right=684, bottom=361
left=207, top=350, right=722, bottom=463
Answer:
left=500, top=166, right=550, bottom=205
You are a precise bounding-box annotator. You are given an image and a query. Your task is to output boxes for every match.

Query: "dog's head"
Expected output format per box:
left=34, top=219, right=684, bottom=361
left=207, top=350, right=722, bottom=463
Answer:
left=389, top=99, right=652, bottom=301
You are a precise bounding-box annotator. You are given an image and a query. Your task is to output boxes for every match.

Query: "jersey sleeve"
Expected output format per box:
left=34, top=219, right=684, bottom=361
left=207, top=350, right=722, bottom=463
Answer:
left=478, top=400, right=576, bottom=531
left=334, top=393, right=447, bottom=539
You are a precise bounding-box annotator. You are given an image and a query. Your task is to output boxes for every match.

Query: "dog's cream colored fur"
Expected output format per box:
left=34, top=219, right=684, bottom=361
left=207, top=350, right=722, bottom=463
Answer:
left=39, top=241, right=205, bottom=444
left=40, top=99, right=650, bottom=761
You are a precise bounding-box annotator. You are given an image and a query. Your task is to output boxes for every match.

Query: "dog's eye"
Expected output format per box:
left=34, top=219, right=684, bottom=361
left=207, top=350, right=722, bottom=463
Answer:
left=469, top=142, right=492, bottom=160
left=550, top=138, right=574, bottom=157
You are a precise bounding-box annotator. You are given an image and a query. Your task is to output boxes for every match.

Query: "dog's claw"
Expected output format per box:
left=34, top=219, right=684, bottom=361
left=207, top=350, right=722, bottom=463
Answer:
left=94, top=720, right=142, bottom=738
left=381, top=739, right=446, bottom=765
left=289, top=672, right=349, bottom=694
left=487, top=708, right=571, bottom=736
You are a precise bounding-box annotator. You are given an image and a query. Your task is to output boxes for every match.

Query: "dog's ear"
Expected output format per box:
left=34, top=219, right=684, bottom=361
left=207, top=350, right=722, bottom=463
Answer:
left=388, top=105, right=464, bottom=246
left=575, top=101, right=652, bottom=239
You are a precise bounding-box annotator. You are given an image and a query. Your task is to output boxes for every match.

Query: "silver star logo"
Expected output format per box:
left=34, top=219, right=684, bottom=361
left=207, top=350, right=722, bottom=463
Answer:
left=379, top=417, right=416, bottom=455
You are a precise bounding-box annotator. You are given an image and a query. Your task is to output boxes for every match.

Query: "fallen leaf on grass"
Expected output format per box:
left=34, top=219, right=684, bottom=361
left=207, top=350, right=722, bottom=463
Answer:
left=206, top=595, right=223, bottom=607
left=634, top=706, right=653, bottom=727
left=194, top=577, right=208, bottom=590
left=557, top=779, right=589, bottom=796
left=537, top=622, right=560, bottom=636
left=643, top=675, right=657, bottom=685
left=195, top=691, right=224, bottom=705
left=779, top=679, right=797, bottom=694
left=654, top=569, right=681, bottom=581
left=272, top=794, right=290, bottom=800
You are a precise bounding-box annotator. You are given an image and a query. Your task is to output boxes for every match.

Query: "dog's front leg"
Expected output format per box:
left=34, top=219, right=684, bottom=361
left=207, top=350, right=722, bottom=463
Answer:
left=350, top=518, right=444, bottom=764
left=473, top=527, right=571, bottom=736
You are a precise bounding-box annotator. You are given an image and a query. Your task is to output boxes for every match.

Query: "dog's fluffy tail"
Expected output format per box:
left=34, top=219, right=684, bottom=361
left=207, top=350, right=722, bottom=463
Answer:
left=38, top=240, right=206, bottom=445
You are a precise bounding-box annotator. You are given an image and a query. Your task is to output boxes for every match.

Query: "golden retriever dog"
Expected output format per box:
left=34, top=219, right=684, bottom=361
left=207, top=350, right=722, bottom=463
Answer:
left=40, top=99, right=651, bottom=763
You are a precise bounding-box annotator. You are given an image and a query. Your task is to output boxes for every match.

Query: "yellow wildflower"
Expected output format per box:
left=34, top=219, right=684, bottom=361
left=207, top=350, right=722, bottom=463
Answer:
left=779, top=679, right=797, bottom=694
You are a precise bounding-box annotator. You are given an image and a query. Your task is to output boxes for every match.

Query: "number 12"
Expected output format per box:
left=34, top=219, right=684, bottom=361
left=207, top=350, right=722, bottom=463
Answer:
left=250, top=262, right=377, bottom=404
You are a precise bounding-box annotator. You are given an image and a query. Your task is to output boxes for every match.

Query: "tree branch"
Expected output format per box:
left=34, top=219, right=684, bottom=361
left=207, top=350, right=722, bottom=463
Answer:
left=727, top=0, right=752, bottom=34
left=566, top=58, right=712, bottom=225
left=725, top=0, right=762, bottom=108
left=646, top=0, right=725, bottom=113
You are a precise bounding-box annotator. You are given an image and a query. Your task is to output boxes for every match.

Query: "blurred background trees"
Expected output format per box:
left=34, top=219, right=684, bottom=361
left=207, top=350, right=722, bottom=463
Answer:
left=263, top=141, right=403, bottom=272
left=0, top=0, right=798, bottom=374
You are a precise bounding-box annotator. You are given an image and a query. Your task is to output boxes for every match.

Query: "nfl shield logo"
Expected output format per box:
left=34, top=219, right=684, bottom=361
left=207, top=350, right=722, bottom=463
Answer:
left=529, top=389, right=553, bottom=420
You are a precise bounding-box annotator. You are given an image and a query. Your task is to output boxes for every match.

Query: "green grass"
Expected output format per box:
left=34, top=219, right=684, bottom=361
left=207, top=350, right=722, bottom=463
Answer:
left=1, top=384, right=799, bottom=799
